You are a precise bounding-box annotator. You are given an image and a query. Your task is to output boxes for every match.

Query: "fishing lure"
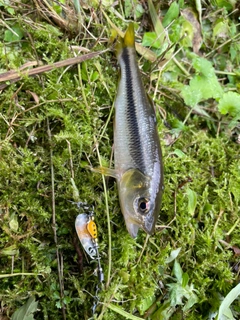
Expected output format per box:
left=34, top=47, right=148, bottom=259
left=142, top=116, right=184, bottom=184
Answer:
left=75, top=212, right=98, bottom=259
left=74, top=203, right=104, bottom=283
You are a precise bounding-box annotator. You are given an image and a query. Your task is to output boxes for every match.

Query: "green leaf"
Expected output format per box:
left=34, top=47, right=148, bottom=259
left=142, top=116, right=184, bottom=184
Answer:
left=214, top=0, right=235, bottom=11
left=0, top=1, right=15, bottom=14
left=218, top=92, right=240, bottom=117
left=166, top=247, right=182, bottom=263
left=91, top=70, right=99, bottom=82
left=173, top=260, right=183, bottom=282
left=9, top=213, right=19, bottom=232
left=142, top=32, right=161, bottom=49
left=123, top=0, right=144, bottom=18
left=192, top=55, right=213, bottom=76
left=173, top=149, right=186, bottom=158
left=195, top=0, right=202, bottom=25
left=182, top=272, right=189, bottom=287
left=137, top=295, right=156, bottom=315
left=0, top=245, right=19, bottom=256
left=213, top=20, right=229, bottom=39
left=151, top=300, right=174, bottom=320
left=73, top=0, right=81, bottom=13
left=180, top=18, right=194, bottom=47
left=148, top=0, right=165, bottom=45
left=124, top=0, right=132, bottom=18
left=135, top=4, right=144, bottom=19
left=170, top=118, right=187, bottom=136
left=4, top=25, right=24, bottom=42
left=186, top=188, right=197, bottom=215
left=11, top=297, right=38, bottom=320
left=162, top=2, right=179, bottom=27
left=183, top=291, right=198, bottom=312
left=168, top=283, right=185, bottom=306
left=181, top=56, right=223, bottom=106
left=217, top=283, right=240, bottom=320
left=105, top=303, right=144, bottom=320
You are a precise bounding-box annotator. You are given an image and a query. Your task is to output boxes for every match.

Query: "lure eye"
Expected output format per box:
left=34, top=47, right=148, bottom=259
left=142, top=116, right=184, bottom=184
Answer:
left=138, top=197, right=150, bottom=214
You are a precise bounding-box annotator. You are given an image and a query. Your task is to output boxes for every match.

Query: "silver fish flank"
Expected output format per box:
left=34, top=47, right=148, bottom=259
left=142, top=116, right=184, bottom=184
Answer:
left=113, top=23, right=164, bottom=238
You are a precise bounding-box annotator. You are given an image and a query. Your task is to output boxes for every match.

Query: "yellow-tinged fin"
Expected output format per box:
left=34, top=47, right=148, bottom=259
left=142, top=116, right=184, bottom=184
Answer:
left=123, top=22, right=135, bottom=47
left=102, top=9, right=157, bottom=61
left=87, top=165, right=120, bottom=179
left=115, top=22, right=135, bottom=56
left=109, top=28, right=118, bottom=44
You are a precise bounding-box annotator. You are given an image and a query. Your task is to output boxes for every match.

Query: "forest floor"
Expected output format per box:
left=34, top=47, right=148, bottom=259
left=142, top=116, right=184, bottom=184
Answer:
left=0, top=1, right=240, bottom=319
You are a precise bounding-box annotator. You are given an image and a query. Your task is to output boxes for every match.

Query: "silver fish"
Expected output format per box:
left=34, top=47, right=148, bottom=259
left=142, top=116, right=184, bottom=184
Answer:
left=92, top=23, right=164, bottom=238
left=113, top=23, right=164, bottom=237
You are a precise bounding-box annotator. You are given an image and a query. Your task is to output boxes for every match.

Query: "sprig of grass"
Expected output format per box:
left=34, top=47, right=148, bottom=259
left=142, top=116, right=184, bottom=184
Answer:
left=94, top=137, right=112, bottom=289
left=47, top=118, right=66, bottom=320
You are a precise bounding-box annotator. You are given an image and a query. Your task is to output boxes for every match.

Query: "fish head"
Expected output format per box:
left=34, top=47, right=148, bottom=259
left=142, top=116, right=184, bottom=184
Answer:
left=118, top=168, right=160, bottom=238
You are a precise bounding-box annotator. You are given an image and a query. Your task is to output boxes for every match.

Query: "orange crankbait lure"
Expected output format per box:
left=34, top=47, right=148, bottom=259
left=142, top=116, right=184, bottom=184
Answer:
left=74, top=203, right=104, bottom=283
left=75, top=212, right=98, bottom=260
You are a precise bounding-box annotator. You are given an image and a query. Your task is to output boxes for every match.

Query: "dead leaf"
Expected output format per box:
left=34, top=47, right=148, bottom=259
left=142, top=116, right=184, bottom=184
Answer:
left=26, top=91, right=40, bottom=104
left=181, top=8, right=202, bottom=54
left=232, top=246, right=240, bottom=256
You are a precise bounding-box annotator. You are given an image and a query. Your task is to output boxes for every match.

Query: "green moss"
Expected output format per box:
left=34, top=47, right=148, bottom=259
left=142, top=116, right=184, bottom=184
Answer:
left=0, top=1, right=240, bottom=319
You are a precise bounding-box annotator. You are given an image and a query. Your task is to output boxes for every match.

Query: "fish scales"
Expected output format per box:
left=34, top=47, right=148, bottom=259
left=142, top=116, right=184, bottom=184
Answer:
left=121, top=47, right=146, bottom=172
left=116, top=46, right=159, bottom=174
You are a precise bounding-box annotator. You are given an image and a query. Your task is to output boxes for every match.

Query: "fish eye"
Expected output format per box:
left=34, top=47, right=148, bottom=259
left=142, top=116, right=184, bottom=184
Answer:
left=138, top=197, right=150, bottom=214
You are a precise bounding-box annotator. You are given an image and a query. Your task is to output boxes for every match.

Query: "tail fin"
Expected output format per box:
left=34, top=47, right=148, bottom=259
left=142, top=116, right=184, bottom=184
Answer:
left=123, top=22, right=135, bottom=47
left=115, top=23, right=135, bottom=57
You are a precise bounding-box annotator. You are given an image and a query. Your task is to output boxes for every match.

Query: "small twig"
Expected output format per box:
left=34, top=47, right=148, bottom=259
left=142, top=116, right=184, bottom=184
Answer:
left=213, top=209, right=224, bottom=234
left=144, top=295, right=162, bottom=319
left=77, top=62, right=88, bottom=109
left=11, top=256, right=14, bottom=274
left=174, top=190, right=177, bottom=218
left=97, top=283, right=122, bottom=320
left=94, top=137, right=112, bottom=289
left=153, top=47, right=185, bottom=100
left=136, top=235, right=150, bottom=266
left=47, top=118, right=67, bottom=320
left=98, top=104, right=114, bottom=141
left=0, top=19, right=19, bottom=37
left=66, top=140, right=74, bottom=179
left=0, top=49, right=109, bottom=90
left=0, top=273, right=39, bottom=279
left=172, top=56, right=190, bottom=77
left=102, top=302, right=143, bottom=320
left=226, top=218, right=240, bottom=236
left=183, top=107, right=194, bottom=125
left=205, top=33, right=240, bottom=58
left=215, top=70, right=237, bottom=76
left=25, top=123, right=37, bottom=147
left=22, top=98, right=73, bottom=114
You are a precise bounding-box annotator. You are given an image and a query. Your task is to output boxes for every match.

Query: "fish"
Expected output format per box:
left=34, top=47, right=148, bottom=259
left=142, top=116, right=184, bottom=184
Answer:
left=93, top=23, right=164, bottom=238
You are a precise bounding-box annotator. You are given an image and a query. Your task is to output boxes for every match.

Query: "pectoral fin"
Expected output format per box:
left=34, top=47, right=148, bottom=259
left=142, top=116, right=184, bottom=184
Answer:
left=87, top=166, right=119, bottom=180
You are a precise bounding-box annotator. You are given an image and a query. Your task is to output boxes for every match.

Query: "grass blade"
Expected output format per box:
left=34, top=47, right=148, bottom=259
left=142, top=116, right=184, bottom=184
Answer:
left=148, top=0, right=166, bottom=45
left=217, top=283, right=240, bottom=320
left=104, top=303, right=144, bottom=320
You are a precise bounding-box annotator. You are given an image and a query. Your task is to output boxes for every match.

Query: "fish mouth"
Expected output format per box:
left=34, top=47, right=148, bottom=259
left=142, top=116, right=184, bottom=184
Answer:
left=125, top=217, right=155, bottom=238
left=125, top=221, right=139, bottom=238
